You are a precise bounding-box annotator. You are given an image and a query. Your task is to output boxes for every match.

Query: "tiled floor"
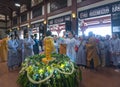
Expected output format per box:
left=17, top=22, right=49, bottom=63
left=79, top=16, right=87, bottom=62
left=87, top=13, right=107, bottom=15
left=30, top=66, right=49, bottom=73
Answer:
left=0, top=62, right=19, bottom=87
left=81, top=68, right=120, bottom=87
left=0, top=62, right=120, bottom=87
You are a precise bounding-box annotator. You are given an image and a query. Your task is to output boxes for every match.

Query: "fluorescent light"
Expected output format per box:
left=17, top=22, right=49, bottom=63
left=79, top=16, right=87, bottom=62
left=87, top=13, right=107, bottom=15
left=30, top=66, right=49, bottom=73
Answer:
left=15, top=3, right=20, bottom=7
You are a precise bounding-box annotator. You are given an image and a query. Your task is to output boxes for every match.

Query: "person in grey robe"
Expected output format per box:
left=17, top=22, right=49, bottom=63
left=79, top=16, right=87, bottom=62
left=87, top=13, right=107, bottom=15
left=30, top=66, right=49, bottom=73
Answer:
left=104, top=35, right=111, bottom=67
left=76, top=36, right=86, bottom=67
left=66, top=31, right=77, bottom=62
left=110, top=34, right=120, bottom=72
left=16, top=35, right=24, bottom=66
left=24, top=33, right=35, bottom=60
left=8, top=35, right=18, bottom=71
left=98, top=37, right=106, bottom=67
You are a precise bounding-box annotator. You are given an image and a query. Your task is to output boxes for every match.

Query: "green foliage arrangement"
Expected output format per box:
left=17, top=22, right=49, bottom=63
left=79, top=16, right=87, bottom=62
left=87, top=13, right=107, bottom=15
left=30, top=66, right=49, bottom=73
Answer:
left=17, top=53, right=82, bottom=87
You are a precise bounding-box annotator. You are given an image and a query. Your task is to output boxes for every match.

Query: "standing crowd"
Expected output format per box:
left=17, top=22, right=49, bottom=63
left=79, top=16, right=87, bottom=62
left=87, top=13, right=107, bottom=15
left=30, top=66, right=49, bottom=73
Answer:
left=0, top=33, right=41, bottom=71
left=53, top=31, right=120, bottom=72
left=0, top=31, right=120, bottom=72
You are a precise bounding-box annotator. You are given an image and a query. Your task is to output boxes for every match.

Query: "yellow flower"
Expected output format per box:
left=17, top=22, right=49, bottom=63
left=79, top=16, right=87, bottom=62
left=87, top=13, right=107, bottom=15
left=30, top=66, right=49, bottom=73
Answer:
left=47, top=66, right=50, bottom=70
left=38, top=69, right=44, bottom=74
left=60, top=64, right=65, bottom=68
left=26, top=66, right=33, bottom=73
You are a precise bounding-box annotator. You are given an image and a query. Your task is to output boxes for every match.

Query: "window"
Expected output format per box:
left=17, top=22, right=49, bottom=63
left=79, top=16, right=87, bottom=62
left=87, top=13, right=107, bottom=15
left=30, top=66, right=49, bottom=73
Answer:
left=13, top=17, right=17, bottom=25
left=21, top=13, right=27, bottom=22
left=32, top=6, right=42, bottom=18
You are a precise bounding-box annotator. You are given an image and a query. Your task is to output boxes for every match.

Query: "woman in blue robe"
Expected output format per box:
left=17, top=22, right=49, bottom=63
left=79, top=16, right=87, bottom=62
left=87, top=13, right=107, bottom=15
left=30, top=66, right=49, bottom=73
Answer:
left=8, top=35, right=18, bottom=71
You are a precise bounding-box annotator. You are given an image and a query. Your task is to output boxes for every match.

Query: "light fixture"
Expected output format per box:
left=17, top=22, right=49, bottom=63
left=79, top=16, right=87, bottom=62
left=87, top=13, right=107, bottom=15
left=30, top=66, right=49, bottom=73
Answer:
left=72, top=13, right=76, bottom=18
left=44, top=20, right=47, bottom=25
left=28, top=24, right=30, bottom=28
left=15, top=3, right=21, bottom=7
left=17, top=27, right=20, bottom=30
left=10, top=29, right=12, bottom=32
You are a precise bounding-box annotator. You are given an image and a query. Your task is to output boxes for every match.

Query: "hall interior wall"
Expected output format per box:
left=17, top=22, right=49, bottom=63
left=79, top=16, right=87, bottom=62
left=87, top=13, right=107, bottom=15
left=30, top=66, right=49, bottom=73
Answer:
left=7, top=0, right=120, bottom=36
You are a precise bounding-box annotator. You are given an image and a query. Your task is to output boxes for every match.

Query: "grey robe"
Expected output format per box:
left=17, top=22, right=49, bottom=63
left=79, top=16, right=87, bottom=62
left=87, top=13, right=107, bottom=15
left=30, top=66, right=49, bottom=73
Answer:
left=104, top=39, right=111, bottom=66
left=24, top=38, right=35, bottom=59
left=66, top=38, right=77, bottom=62
left=16, top=39, right=24, bottom=65
left=76, top=40, right=86, bottom=66
left=110, top=38, right=120, bottom=66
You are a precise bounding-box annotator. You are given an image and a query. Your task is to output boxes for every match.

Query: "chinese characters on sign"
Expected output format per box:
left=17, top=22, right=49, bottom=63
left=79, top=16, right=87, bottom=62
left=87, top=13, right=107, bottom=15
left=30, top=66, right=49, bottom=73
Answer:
left=89, top=6, right=110, bottom=17
left=48, top=15, right=71, bottom=25
left=112, top=2, right=120, bottom=13
left=79, top=11, right=88, bottom=19
left=79, top=1, right=120, bottom=19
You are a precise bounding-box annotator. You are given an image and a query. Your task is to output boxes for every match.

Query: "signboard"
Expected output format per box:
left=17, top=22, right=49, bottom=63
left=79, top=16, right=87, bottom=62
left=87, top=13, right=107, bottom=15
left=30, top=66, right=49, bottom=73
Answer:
left=79, top=1, right=120, bottom=19
left=89, top=6, right=110, bottom=17
left=31, top=22, right=43, bottom=28
left=112, top=2, right=120, bottom=13
left=111, top=12, right=120, bottom=33
left=111, top=2, right=120, bottom=37
left=48, top=15, right=71, bottom=25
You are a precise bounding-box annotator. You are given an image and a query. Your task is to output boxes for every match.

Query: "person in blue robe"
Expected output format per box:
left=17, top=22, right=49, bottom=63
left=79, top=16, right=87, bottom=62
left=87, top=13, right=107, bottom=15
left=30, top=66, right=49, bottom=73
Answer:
left=16, top=35, right=24, bottom=67
left=33, top=34, right=39, bottom=54
left=7, top=34, right=18, bottom=71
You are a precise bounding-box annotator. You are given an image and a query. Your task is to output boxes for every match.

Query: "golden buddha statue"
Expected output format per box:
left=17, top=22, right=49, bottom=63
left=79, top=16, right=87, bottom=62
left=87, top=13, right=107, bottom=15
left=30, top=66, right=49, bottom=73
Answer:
left=42, top=31, right=55, bottom=64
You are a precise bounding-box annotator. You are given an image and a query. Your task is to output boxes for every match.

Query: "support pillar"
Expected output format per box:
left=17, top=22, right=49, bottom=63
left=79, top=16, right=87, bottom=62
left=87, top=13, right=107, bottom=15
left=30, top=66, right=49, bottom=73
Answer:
left=71, top=0, right=77, bottom=35
left=28, top=11, right=31, bottom=28
left=44, top=0, right=48, bottom=36
left=5, top=15, right=7, bottom=30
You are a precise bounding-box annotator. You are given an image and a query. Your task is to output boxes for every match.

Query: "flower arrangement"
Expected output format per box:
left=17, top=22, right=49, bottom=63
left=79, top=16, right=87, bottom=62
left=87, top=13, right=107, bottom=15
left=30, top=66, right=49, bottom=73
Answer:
left=17, top=53, right=82, bottom=87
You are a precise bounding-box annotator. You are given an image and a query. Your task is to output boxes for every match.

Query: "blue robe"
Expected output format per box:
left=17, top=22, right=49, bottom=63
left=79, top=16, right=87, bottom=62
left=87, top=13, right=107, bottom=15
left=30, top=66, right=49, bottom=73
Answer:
left=54, top=40, right=59, bottom=53
left=16, top=39, right=24, bottom=65
left=8, top=39, right=18, bottom=68
left=33, top=39, right=39, bottom=54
